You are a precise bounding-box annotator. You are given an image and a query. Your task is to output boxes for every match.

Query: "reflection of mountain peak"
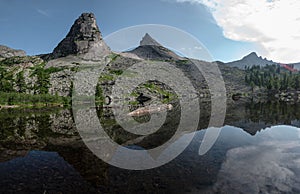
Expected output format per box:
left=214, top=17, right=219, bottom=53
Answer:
left=232, top=120, right=269, bottom=136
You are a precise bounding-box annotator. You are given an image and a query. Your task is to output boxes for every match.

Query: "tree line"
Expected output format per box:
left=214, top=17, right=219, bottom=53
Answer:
left=245, top=64, right=300, bottom=91
left=0, top=62, right=70, bottom=106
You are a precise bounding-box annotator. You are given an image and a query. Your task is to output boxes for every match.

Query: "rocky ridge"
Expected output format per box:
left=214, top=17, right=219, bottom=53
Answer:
left=225, top=52, right=275, bottom=69
left=0, top=45, right=26, bottom=58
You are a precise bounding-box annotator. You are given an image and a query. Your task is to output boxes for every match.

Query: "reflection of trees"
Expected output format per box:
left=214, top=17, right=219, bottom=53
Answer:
left=0, top=108, right=72, bottom=147
left=224, top=101, right=300, bottom=136
left=97, top=103, right=181, bottom=149
left=245, top=101, right=300, bottom=125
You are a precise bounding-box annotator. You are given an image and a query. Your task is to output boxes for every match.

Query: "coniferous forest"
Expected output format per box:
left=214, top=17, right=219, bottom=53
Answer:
left=245, top=64, right=300, bottom=91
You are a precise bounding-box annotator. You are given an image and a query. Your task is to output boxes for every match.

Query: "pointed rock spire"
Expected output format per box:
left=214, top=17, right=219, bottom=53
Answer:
left=128, top=33, right=182, bottom=60
left=51, top=13, right=110, bottom=60
left=140, top=33, right=162, bottom=47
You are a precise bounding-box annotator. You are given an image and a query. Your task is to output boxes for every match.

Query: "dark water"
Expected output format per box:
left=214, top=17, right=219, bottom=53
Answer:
left=0, top=101, right=300, bottom=193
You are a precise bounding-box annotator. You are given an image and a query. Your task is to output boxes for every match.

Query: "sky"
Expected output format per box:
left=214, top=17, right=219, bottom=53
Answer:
left=0, top=0, right=298, bottom=63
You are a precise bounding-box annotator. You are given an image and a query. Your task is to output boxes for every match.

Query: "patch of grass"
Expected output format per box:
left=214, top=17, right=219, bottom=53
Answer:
left=109, top=69, right=123, bottom=75
left=99, top=73, right=114, bottom=82
left=109, top=53, right=120, bottom=61
left=144, top=83, right=157, bottom=90
left=176, top=60, right=189, bottom=65
left=130, top=91, right=139, bottom=97
left=122, top=70, right=138, bottom=78
left=70, top=66, right=79, bottom=72
left=0, top=56, right=43, bottom=66
left=136, top=82, right=178, bottom=103
left=128, top=101, right=139, bottom=106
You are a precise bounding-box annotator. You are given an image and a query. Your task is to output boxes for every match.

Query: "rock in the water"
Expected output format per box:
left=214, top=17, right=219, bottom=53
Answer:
left=0, top=45, right=26, bottom=58
left=50, top=13, right=110, bottom=60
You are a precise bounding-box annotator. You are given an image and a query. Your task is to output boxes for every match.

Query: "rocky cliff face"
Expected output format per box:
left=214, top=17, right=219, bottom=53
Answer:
left=0, top=45, right=26, bottom=58
left=45, top=13, right=113, bottom=96
left=50, top=13, right=110, bottom=60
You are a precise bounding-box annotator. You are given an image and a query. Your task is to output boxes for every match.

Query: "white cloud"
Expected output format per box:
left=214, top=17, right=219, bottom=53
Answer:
left=37, top=9, right=50, bottom=17
left=174, top=0, right=300, bottom=63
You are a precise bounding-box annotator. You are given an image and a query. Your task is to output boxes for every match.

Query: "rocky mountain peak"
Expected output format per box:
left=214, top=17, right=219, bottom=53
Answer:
left=50, top=13, right=110, bottom=60
left=243, top=52, right=258, bottom=59
left=140, top=33, right=161, bottom=47
left=127, top=33, right=182, bottom=60
left=226, top=52, right=274, bottom=69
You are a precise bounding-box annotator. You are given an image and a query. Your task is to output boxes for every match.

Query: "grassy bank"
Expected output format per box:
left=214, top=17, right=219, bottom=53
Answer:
left=0, top=92, right=71, bottom=108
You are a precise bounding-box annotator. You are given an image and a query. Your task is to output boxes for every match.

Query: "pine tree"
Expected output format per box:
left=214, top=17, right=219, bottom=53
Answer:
left=250, top=81, right=255, bottom=92
left=16, top=71, right=26, bottom=93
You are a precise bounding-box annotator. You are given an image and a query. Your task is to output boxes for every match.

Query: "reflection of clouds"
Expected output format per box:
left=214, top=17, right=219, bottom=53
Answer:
left=213, top=126, right=300, bottom=193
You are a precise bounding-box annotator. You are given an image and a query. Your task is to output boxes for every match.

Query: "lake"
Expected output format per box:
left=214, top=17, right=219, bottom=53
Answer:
left=0, top=101, right=300, bottom=193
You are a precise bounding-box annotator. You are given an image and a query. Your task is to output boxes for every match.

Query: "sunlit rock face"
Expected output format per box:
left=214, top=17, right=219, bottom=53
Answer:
left=50, top=13, right=110, bottom=60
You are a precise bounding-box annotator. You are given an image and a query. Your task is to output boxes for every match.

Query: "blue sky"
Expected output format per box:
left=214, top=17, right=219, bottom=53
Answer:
left=0, top=0, right=257, bottom=62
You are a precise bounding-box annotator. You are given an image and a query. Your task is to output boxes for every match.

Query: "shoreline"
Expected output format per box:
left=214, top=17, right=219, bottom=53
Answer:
left=0, top=103, right=66, bottom=109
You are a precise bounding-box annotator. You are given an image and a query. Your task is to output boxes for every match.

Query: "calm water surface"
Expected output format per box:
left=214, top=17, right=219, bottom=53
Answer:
left=0, top=101, right=300, bottom=193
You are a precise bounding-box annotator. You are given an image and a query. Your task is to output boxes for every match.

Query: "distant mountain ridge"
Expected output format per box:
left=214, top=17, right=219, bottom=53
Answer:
left=225, top=52, right=300, bottom=71
left=225, top=52, right=275, bottom=69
